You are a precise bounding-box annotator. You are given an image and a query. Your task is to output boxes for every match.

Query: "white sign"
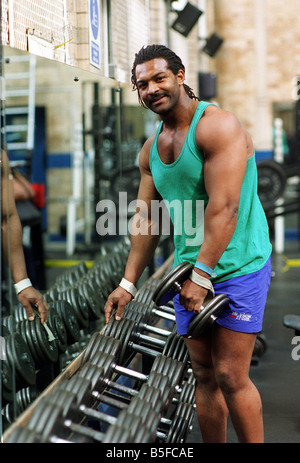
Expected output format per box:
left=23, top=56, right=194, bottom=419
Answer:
left=89, top=0, right=101, bottom=69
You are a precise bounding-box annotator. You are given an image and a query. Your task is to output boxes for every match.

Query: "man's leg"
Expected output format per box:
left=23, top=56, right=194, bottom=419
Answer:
left=184, top=325, right=263, bottom=443
left=184, top=332, right=229, bottom=443
left=211, top=324, right=263, bottom=443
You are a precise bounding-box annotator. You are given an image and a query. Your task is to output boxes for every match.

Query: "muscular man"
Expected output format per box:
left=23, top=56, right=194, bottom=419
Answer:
left=104, top=45, right=272, bottom=443
left=1, top=149, right=48, bottom=323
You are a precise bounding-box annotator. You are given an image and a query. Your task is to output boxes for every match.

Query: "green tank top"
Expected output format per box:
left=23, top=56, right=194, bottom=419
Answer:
left=149, top=101, right=272, bottom=283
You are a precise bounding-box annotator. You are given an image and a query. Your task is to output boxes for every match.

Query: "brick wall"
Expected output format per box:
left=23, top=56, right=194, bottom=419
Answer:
left=213, top=0, right=300, bottom=150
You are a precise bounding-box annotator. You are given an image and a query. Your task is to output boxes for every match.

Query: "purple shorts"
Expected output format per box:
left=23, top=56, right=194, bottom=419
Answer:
left=173, top=257, right=271, bottom=335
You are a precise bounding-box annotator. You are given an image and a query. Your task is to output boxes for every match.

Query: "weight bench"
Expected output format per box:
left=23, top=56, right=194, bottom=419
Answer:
left=283, top=314, right=300, bottom=336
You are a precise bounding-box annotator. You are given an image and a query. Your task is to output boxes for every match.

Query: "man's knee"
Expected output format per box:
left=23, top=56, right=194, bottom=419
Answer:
left=214, top=364, right=248, bottom=395
left=191, top=362, right=216, bottom=388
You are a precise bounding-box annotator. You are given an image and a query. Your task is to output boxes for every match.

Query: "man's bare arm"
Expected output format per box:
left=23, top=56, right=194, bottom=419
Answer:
left=1, top=150, right=49, bottom=323
left=104, top=138, right=162, bottom=322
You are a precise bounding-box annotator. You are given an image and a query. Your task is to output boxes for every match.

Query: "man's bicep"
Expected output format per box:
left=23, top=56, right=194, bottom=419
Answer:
left=203, top=126, right=247, bottom=204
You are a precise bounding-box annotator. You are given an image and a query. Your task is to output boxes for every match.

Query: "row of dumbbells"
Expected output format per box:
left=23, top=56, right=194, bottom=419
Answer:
left=6, top=331, right=195, bottom=443
left=1, top=242, right=131, bottom=431
left=5, top=267, right=196, bottom=443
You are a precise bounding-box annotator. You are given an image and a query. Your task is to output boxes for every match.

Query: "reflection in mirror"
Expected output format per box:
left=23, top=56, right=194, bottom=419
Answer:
left=1, top=45, right=158, bottom=435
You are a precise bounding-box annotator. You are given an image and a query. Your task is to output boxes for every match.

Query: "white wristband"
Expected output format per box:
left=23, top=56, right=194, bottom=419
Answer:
left=189, top=270, right=215, bottom=297
left=14, top=278, right=32, bottom=295
left=119, top=278, right=137, bottom=298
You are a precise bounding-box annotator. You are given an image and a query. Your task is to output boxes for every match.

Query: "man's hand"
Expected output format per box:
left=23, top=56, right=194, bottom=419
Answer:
left=104, top=287, right=133, bottom=324
left=17, top=287, right=49, bottom=324
left=179, top=279, right=208, bottom=314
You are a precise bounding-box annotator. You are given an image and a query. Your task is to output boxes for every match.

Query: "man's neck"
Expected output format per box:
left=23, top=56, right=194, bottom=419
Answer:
left=160, top=96, right=199, bottom=130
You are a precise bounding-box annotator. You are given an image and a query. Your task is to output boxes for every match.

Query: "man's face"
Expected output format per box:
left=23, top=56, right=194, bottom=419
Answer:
left=135, top=58, right=184, bottom=115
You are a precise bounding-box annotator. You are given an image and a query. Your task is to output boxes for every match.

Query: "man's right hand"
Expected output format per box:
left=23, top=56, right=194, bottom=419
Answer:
left=104, top=287, right=133, bottom=324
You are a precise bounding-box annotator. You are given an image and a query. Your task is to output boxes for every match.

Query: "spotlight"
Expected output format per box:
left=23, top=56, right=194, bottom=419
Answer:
left=171, top=2, right=203, bottom=37
left=201, top=33, right=224, bottom=57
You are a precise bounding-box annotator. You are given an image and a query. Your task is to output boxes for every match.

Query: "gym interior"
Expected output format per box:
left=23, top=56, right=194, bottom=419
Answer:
left=1, top=0, right=300, bottom=445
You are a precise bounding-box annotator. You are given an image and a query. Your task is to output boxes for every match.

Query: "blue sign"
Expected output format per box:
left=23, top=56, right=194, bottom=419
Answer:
left=89, top=0, right=100, bottom=69
left=90, top=0, right=99, bottom=40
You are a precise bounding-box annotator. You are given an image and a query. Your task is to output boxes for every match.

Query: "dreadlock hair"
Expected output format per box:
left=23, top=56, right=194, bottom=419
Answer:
left=131, top=44, right=200, bottom=107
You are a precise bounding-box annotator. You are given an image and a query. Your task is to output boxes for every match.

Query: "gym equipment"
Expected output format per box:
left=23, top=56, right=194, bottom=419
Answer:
left=283, top=314, right=300, bottom=335
left=13, top=353, right=194, bottom=444
left=103, top=316, right=189, bottom=365
left=152, top=262, right=229, bottom=338
left=79, top=356, right=179, bottom=414
left=257, top=159, right=287, bottom=208
left=18, top=318, right=58, bottom=368
left=4, top=332, right=36, bottom=389
left=80, top=349, right=185, bottom=395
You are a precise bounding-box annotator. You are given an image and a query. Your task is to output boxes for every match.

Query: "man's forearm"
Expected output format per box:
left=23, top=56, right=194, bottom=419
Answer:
left=124, top=232, right=161, bottom=284
left=196, top=203, right=238, bottom=273
left=2, top=212, right=29, bottom=283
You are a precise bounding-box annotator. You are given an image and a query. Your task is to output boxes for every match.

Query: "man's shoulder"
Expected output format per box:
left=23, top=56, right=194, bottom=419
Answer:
left=138, top=134, right=156, bottom=171
left=197, top=105, right=242, bottom=142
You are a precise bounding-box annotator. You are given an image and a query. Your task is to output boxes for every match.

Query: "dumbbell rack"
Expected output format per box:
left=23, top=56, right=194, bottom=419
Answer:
left=2, top=252, right=196, bottom=443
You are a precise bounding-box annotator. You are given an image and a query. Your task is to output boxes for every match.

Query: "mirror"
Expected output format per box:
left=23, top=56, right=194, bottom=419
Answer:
left=0, top=45, right=157, bottom=436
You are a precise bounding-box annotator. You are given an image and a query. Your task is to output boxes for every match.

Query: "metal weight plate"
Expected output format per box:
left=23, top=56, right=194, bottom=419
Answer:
left=5, top=427, right=43, bottom=443
left=5, top=332, right=36, bottom=387
left=167, top=402, right=195, bottom=443
left=79, top=283, right=102, bottom=320
left=34, top=318, right=59, bottom=364
left=186, top=293, right=229, bottom=339
left=102, top=424, right=133, bottom=444
left=126, top=396, right=155, bottom=418
left=45, top=390, right=81, bottom=423
left=81, top=332, right=101, bottom=364
left=257, top=159, right=287, bottom=209
left=79, top=363, right=106, bottom=393
left=18, top=320, right=37, bottom=366
left=65, top=375, right=93, bottom=406
left=1, top=360, right=14, bottom=404
left=82, top=333, right=121, bottom=365
left=39, top=404, right=70, bottom=441
left=178, top=382, right=196, bottom=405
left=117, top=319, right=137, bottom=364
left=26, top=319, right=46, bottom=367
left=162, top=333, right=189, bottom=363
left=54, top=299, right=81, bottom=344
left=151, top=355, right=185, bottom=389
left=61, top=288, right=89, bottom=329
left=153, top=262, right=194, bottom=307
left=27, top=400, right=55, bottom=434
left=52, top=313, right=68, bottom=353
left=139, top=385, right=164, bottom=411
left=89, top=351, right=115, bottom=380
left=147, top=372, right=172, bottom=411
left=47, top=308, right=67, bottom=349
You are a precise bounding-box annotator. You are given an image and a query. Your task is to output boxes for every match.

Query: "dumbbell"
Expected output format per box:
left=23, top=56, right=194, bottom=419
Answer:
left=125, top=299, right=176, bottom=327
left=102, top=316, right=189, bottom=365
left=80, top=349, right=185, bottom=398
left=76, top=333, right=185, bottom=402
left=152, top=262, right=229, bottom=338
left=122, top=305, right=189, bottom=363
left=78, top=354, right=176, bottom=414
